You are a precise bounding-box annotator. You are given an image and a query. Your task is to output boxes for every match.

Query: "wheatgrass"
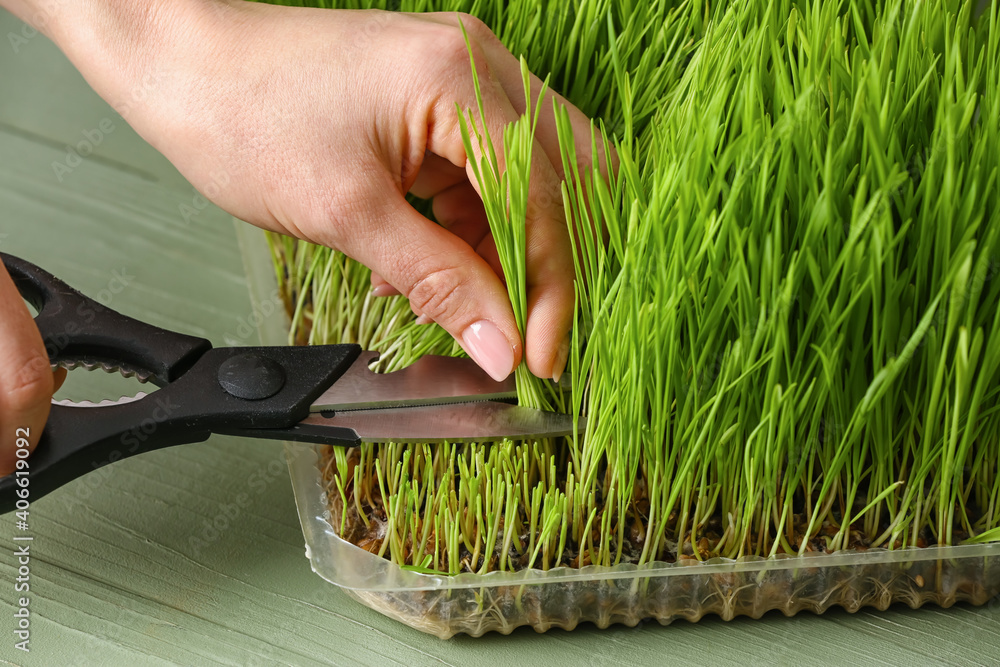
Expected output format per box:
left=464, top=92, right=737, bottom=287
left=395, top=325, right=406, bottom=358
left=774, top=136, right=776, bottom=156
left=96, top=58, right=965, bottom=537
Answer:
left=264, top=0, right=1000, bottom=574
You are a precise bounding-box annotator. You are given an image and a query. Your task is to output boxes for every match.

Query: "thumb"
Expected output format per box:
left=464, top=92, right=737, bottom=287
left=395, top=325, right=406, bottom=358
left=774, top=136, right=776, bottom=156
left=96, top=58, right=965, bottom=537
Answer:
left=338, top=189, right=522, bottom=382
left=0, top=262, right=56, bottom=475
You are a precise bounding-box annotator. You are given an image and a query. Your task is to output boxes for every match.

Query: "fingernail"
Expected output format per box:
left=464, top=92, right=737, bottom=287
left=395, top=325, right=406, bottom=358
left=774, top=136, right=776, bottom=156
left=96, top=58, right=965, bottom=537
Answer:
left=415, top=314, right=433, bottom=325
left=461, top=320, right=515, bottom=382
left=371, top=284, right=398, bottom=297
left=552, top=334, right=571, bottom=383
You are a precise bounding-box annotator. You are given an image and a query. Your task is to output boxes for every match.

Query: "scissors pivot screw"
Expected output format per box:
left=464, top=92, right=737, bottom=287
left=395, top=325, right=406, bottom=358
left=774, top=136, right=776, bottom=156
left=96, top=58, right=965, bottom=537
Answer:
left=217, top=353, right=287, bottom=400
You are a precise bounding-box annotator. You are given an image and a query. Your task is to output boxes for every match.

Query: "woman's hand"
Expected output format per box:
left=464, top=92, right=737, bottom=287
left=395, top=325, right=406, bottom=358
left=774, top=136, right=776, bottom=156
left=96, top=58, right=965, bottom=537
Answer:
left=48, top=1, right=607, bottom=381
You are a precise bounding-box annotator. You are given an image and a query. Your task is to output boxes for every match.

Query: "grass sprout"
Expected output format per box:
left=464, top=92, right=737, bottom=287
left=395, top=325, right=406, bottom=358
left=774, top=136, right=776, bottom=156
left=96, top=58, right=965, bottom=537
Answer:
left=263, top=0, right=1000, bottom=573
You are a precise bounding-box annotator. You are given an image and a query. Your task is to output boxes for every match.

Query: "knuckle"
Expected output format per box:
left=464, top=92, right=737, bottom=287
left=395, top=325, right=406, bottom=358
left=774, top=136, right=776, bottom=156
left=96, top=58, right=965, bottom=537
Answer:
left=427, top=20, right=491, bottom=79
left=405, top=266, right=468, bottom=325
left=456, top=14, right=495, bottom=43
left=4, top=352, right=54, bottom=414
left=433, top=32, right=474, bottom=69
left=527, top=182, right=563, bottom=218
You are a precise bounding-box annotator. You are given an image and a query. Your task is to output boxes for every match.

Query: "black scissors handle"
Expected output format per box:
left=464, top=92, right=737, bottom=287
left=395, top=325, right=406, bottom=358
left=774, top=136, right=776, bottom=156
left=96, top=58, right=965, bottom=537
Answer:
left=0, top=253, right=361, bottom=512
left=4, top=252, right=212, bottom=386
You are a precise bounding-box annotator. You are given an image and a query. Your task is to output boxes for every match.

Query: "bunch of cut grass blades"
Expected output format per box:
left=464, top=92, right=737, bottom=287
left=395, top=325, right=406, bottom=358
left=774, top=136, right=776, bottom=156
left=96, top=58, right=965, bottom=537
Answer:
left=263, top=0, right=1000, bottom=574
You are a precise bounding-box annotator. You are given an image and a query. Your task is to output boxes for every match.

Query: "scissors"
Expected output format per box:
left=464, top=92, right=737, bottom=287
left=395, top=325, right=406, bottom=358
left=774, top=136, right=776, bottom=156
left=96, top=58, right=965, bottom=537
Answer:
left=0, top=253, right=581, bottom=513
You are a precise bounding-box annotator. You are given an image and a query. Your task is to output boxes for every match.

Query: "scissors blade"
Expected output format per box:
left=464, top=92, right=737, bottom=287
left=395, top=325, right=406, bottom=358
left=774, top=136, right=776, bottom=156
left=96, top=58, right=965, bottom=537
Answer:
left=310, top=351, right=518, bottom=411
left=295, top=401, right=584, bottom=444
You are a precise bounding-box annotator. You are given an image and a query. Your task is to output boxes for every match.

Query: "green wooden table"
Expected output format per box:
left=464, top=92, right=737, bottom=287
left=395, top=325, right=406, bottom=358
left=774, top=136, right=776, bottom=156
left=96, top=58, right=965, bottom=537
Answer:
left=1, top=10, right=999, bottom=666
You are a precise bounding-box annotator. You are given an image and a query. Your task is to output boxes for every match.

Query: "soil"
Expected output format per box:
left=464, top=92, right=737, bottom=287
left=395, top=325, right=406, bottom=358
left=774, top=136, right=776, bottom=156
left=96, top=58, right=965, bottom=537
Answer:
left=318, top=446, right=948, bottom=575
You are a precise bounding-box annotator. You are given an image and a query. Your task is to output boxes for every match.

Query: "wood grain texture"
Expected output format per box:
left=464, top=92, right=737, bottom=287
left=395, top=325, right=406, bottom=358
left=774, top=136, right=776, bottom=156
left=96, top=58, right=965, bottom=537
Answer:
left=1, top=8, right=999, bottom=666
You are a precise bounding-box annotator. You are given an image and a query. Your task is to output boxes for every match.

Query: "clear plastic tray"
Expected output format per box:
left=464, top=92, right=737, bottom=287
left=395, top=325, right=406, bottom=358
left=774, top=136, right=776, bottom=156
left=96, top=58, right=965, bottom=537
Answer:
left=235, top=221, right=1000, bottom=638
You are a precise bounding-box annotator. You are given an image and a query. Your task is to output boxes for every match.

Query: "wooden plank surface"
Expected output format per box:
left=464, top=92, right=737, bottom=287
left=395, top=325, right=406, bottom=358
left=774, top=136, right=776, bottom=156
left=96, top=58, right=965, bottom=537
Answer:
left=1, top=9, right=999, bottom=666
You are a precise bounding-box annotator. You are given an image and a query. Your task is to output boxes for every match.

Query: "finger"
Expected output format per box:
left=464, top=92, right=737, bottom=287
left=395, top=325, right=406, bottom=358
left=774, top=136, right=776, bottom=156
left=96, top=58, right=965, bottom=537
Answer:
left=431, top=182, right=506, bottom=280
left=454, top=31, right=602, bottom=381
left=409, top=152, right=468, bottom=199
left=432, top=182, right=490, bottom=249
left=370, top=272, right=401, bottom=297
left=0, top=263, right=55, bottom=476
left=425, top=43, right=575, bottom=380
left=336, top=181, right=521, bottom=382
left=473, top=233, right=504, bottom=293
left=371, top=277, right=429, bottom=321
